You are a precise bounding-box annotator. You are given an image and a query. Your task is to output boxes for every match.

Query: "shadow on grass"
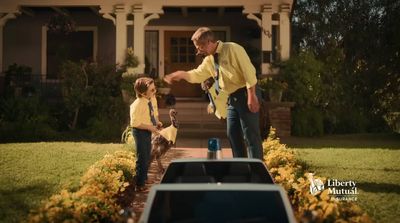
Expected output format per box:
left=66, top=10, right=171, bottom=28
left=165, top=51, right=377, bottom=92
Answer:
left=358, top=182, right=400, bottom=194
left=0, top=181, right=54, bottom=223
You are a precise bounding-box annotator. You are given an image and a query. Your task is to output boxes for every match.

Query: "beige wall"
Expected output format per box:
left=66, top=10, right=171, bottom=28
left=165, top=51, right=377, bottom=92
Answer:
left=3, top=10, right=263, bottom=75
left=3, top=11, right=115, bottom=73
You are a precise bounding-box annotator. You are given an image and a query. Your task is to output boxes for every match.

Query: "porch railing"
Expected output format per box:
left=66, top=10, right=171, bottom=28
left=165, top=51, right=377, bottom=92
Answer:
left=0, top=74, right=63, bottom=100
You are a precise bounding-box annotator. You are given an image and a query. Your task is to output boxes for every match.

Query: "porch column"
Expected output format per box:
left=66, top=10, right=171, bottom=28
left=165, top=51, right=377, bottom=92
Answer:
left=115, top=4, right=127, bottom=66
left=279, top=4, right=291, bottom=61
left=132, top=5, right=145, bottom=73
left=0, top=13, right=17, bottom=73
left=261, top=4, right=273, bottom=74
left=132, top=4, right=159, bottom=74
left=246, top=4, right=273, bottom=75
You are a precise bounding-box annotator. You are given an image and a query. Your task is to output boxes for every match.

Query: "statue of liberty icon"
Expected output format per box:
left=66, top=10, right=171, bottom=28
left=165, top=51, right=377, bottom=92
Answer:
left=307, top=173, right=324, bottom=195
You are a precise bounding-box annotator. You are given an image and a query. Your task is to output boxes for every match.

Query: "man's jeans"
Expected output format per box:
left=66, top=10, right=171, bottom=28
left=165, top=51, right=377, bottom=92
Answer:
left=132, top=128, right=151, bottom=186
left=227, top=87, right=263, bottom=159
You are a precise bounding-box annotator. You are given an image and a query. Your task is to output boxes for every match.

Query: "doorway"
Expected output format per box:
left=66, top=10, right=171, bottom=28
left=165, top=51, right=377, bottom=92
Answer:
left=164, top=31, right=203, bottom=97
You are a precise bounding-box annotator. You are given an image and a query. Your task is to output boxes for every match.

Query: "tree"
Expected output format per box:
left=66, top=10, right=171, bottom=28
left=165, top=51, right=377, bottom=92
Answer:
left=291, top=0, right=399, bottom=133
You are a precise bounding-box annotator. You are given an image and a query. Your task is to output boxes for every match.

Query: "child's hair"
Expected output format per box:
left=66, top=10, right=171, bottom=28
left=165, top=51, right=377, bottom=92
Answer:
left=134, top=77, right=154, bottom=97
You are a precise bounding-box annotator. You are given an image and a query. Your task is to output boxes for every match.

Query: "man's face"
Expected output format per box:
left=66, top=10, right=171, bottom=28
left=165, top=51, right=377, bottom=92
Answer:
left=194, top=40, right=211, bottom=56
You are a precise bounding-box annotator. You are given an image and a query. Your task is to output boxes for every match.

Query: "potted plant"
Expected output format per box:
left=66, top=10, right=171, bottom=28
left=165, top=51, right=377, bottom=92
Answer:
left=154, top=78, right=171, bottom=95
left=259, top=76, right=288, bottom=102
left=120, top=47, right=140, bottom=104
left=47, top=14, right=76, bottom=35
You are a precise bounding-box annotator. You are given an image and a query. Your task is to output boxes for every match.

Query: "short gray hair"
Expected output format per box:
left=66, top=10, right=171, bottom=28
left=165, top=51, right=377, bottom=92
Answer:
left=191, top=27, right=216, bottom=43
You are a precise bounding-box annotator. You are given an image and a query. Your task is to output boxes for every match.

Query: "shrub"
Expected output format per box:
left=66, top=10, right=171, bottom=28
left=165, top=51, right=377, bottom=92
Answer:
left=263, top=128, right=372, bottom=222
left=292, top=107, right=324, bottom=136
left=0, top=96, right=58, bottom=141
left=28, top=150, right=136, bottom=222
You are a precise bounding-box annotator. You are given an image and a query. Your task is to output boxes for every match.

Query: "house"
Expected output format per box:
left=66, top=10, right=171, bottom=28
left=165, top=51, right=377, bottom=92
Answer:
left=0, top=0, right=294, bottom=137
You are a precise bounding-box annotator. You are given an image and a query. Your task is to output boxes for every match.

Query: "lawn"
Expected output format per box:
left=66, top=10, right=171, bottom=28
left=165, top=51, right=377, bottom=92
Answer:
left=0, top=142, right=130, bottom=223
left=283, top=133, right=400, bottom=223
left=0, top=134, right=398, bottom=223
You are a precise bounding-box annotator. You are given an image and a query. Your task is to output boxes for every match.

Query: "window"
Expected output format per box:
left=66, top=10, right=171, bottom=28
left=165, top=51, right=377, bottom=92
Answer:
left=47, top=31, right=93, bottom=79
left=170, top=37, right=196, bottom=63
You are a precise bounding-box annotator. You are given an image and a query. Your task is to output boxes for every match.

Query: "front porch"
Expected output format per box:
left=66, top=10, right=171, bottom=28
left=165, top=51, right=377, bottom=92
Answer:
left=0, top=0, right=295, bottom=139
left=0, top=0, right=293, bottom=78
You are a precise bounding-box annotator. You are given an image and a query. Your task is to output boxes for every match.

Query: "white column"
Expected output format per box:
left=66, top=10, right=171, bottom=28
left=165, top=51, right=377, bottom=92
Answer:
left=279, top=4, right=291, bottom=61
left=261, top=4, right=273, bottom=74
left=132, top=4, right=159, bottom=74
left=132, top=4, right=145, bottom=73
left=115, top=4, right=127, bottom=66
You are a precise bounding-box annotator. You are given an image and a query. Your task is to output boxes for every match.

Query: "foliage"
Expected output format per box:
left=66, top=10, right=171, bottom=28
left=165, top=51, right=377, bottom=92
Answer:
left=292, top=108, right=324, bottom=137
left=0, top=96, right=58, bottom=142
left=28, top=150, right=136, bottom=223
left=59, top=60, right=125, bottom=134
left=259, top=76, right=288, bottom=92
left=3, top=63, right=34, bottom=97
left=263, top=128, right=373, bottom=222
left=4, top=63, right=32, bottom=78
left=274, top=51, right=326, bottom=135
left=121, top=126, right=135, bottom=145
left=47, top=14, right=76, bottom=35
left=59, top=60, right=91, bottom=130
left=120, top=47, right=141, bottom=98
left=292, top=0, right=399, bottom=133
left=124, top=47, right=139, bottom=68
left=154, top=78, right=168, bottom=89
left=276, top=51, right=324, bottom=108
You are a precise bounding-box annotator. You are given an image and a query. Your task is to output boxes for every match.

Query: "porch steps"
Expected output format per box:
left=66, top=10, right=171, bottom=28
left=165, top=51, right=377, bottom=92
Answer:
left=158, top=99, right=226, bottom=138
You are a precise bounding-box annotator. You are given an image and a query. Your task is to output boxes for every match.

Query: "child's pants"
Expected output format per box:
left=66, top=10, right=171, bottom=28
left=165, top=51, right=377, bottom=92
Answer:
left=132, top=128, right=151, bottom=186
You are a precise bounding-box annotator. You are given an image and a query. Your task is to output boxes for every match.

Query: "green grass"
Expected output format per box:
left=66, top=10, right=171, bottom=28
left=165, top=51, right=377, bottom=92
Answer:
left=284, top=134, right=400, bottom=223
left=1, top=134, right=399, bottom=223
left=0, top=142, right=130, bottom=223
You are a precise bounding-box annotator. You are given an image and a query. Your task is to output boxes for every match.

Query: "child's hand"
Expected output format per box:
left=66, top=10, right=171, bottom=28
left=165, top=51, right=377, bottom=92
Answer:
left=157, top=121, right=163, bottom=129
left=149, top=126, right=159, bottom=133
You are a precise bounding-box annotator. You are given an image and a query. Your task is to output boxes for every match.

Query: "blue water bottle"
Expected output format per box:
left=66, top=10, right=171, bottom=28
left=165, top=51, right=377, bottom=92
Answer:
left=207, top=138, right=222, bottom=159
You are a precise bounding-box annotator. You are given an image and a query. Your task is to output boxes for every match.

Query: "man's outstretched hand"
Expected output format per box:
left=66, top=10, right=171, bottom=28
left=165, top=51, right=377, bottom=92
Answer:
left=163, top=74, right=174, bottom=84
left=163, top=71, right=188, bottom=84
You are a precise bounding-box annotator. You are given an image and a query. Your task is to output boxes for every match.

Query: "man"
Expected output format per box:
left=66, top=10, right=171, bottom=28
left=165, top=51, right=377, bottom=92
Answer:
left=164, top=27, right=263, bottom=159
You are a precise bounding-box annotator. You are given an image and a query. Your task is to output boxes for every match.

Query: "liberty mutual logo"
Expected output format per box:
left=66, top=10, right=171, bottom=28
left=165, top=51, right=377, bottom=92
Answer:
left=327, top=179, right=358, bottom=201
left=307, top=173, right=324, bottom=195
left=307, top=173, right=359, bottom=201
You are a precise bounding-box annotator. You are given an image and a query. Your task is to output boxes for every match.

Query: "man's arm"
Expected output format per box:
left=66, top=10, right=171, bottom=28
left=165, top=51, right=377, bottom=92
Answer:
left=247, top=85, right=260, bottom=113
left=163, top=70, right=190, bottom=84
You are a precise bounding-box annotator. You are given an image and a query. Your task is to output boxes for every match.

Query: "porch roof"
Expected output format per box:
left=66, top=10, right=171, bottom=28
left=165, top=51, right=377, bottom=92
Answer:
left=0, top=0, right=293, bottom=14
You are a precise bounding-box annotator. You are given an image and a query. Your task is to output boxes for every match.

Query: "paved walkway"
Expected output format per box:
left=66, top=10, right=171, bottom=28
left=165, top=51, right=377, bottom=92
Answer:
left=131, top=138, right=232, bottom=221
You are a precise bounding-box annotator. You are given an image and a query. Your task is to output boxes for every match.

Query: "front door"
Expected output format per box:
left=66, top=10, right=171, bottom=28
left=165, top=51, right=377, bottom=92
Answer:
left=164, top=31, right=203, bottom=97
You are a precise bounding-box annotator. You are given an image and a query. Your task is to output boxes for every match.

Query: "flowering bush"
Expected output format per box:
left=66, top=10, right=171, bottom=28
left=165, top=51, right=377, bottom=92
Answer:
left=28, top=150, right=136, bottom=222
left=263, top=128, right=372, bottom=222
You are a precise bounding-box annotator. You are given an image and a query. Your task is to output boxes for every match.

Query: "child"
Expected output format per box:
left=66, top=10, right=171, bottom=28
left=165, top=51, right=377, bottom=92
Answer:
left=130, top=77, right=162, bottom=191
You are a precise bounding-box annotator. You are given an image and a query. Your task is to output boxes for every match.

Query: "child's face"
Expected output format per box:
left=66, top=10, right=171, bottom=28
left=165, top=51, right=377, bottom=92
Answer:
left=142, top=83, right=157, bottom=99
